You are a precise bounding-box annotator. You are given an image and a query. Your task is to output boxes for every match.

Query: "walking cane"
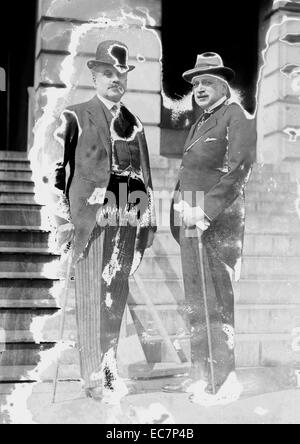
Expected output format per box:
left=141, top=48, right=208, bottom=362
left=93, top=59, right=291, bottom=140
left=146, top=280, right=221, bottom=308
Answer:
left=52, top=248, right=74, bottom=404
left=186, top=223, right=217, bottom=395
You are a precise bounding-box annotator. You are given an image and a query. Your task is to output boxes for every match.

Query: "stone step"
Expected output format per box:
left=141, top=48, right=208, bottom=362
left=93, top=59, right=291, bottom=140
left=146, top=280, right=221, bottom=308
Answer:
left=155, top=196, right=296, bottom=219
left=154, top=231, right=300, bottom=257
left=0, top=170, right=33, bottom=181
left=236, top=333, right=300, bottom=368
left=0, top=229, right=50, bottom=249
left=158, top=210, right=300, bottom=234
left=1, top=367, right=294, bottom=397
left=1, top=332, right=299, bottom=370
left=0, top=308, right=58, bottom=343
left=152, top=179, right=297, bottom=195
left=128, top=304, right=300, bottom=336
left=0, top=361, right=190, bottom=382
left=245, top=190, right=297, bottom=203
left=0, top=299, right=59, bottom=309
left=52, top=277, right=300, bottom=308
left=0, top=161, right=31, bottom=170
left=0, top=365, right=73, bottom=382
left=0, top=247, right=54, bottom=254
left=135, top=255, right=182, bottom=279
left=31, top=303, right=300, bottom=344
left=235, top=280, right=300, bottom=305
left=0, top=278, right=60, bottom=301
left=1, top=277, right=299, bottom=310
left=0, top=181, right=35, bottom=192
left=241, top=256, right=300, bottom=279
left=251, top=165, right=292, bottom=179
left=0, top=226, right=50, bottom=232
left=0, top=151, right=28, bottom=160
left=136, top=254, right=300, bottom=279
left=148, top=333, right=300, bottom=368
left=0, top=367, right=295, bottom=395
left=245, top=215, right=300, bottom=234
left=0, top=192, right=38, bottom=205
left=0, top=208, right=44, bottom=226
left=23, top=279, right=300, bottom=308
left=0, top=250, right=60, bottom=273
left=244, top=200, right=295, bottom=214
left=0, top=271, right=60, bottom=279
left=249, top=171, right=293, bottom=183
left=243, top=233, right=300, bottom=256
left=150, top=162, right=293, bottom=184
left=246, top=181, right=296, bottom=193
left=0, top=277, right=183, bottom=307
left=0, top=343, right=55, bottom=367
left=129, top=278, right=184, bottom=305
left=2, top=277, right=298, bottom=309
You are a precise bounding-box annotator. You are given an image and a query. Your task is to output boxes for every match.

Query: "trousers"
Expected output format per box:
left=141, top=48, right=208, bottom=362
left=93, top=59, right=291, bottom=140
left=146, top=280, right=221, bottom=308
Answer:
left=179, top=227, right=235, bottom=389
left=74, top=174, right=145, bottom=389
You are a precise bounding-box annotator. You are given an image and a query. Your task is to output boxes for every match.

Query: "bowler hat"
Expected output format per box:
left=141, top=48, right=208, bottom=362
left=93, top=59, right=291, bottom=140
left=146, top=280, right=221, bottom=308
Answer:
left=183, top=52, right=235, bottom=83
left=87, top=40, right=135, bottom=73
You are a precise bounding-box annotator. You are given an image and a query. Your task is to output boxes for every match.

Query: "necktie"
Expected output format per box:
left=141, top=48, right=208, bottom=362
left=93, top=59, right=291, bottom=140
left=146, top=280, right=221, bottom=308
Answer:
left=196, top=111, right=212, bottom=131
left=111, top=105, right=119, bottom=117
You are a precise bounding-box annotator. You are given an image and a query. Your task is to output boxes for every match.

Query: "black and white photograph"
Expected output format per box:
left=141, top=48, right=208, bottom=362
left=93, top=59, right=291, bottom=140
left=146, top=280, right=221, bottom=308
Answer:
left=0, top=0, right=300, bottom=426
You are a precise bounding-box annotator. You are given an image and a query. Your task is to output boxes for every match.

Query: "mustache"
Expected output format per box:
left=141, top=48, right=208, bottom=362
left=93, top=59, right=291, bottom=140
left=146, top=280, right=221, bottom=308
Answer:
left=110, top=83, right=125, bottom=93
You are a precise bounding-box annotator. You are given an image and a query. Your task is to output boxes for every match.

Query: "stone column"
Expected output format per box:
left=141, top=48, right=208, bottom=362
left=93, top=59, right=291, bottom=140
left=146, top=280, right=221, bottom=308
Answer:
left=257, top=0, right=300, bottom=164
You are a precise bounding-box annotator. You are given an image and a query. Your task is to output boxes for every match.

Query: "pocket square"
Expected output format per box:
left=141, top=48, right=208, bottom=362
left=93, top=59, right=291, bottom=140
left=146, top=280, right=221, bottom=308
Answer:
left=204, top=137, right=218, bottom=142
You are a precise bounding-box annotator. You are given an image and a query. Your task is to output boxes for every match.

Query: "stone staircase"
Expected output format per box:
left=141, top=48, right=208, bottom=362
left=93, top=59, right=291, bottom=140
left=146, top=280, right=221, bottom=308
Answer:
left=128, top=157, right=300, bottom=374
left=0, top=151, right=59, bottom=382
left=1, top=151, right=300, bottom=385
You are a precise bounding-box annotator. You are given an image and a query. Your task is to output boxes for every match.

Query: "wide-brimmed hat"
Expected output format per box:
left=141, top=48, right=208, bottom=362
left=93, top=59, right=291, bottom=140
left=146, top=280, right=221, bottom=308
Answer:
left=183, top=52, right=235, bottom=83
left=87, top=40, right=135, bottom=73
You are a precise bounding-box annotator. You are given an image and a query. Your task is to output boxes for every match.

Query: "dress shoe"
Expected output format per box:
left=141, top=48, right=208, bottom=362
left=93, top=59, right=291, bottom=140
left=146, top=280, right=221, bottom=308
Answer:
left=162, top=379, right=195, bottom=393
left=189, top=372, right=243, bottom=406
left=85, top=386, right=103, bottom=401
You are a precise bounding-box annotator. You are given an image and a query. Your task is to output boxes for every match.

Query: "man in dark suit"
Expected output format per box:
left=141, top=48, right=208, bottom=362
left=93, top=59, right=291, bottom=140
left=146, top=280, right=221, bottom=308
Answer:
left=164, top=53, right=256, bottom=405
left=53, top=40, right=156, bottom=403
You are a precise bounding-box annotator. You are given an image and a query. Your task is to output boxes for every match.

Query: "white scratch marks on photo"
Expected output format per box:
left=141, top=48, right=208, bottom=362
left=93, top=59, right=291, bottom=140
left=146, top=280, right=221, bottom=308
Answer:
left=129, top=403, right=175, bottom=424
left=254, top=406, right=269, bottom=417
left=105, top=293, right=113, bottom=309
left=223, top=324, right=235, bottom=351
left=87, top=187, right=107, bottom=206
left=102, top=231, right=122, bottom=286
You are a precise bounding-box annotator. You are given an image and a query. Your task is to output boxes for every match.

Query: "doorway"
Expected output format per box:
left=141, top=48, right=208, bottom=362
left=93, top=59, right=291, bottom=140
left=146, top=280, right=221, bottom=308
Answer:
left=0, top=1, right=37, bottom=151
left=161, top=0, right=273, bottom=157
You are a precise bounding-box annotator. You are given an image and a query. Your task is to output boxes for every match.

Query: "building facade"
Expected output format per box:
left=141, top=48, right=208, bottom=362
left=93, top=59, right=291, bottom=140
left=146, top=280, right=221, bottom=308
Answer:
left=1, top=0, right=300, bottom=388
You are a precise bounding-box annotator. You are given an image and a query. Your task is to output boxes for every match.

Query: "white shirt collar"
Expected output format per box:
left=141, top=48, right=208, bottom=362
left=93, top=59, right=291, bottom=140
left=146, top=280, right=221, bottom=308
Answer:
left=206, top=96, right=227, bottom=113
left=97, top=95, right=121, bottom=112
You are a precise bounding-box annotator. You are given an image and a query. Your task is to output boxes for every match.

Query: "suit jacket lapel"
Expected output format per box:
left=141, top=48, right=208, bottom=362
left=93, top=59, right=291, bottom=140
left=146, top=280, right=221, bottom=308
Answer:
left=87, top=95, right=113, bottom=160
left=184, top=105, right=226, bottom=153
left=183, top=121, right=198, bottom=151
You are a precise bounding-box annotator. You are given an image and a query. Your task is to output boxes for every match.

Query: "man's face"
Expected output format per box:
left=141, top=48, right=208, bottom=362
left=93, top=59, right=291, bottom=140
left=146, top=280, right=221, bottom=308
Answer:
left=192, top=75, right=227, bottom=109
left=93, top=64, right=128, bottom=103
